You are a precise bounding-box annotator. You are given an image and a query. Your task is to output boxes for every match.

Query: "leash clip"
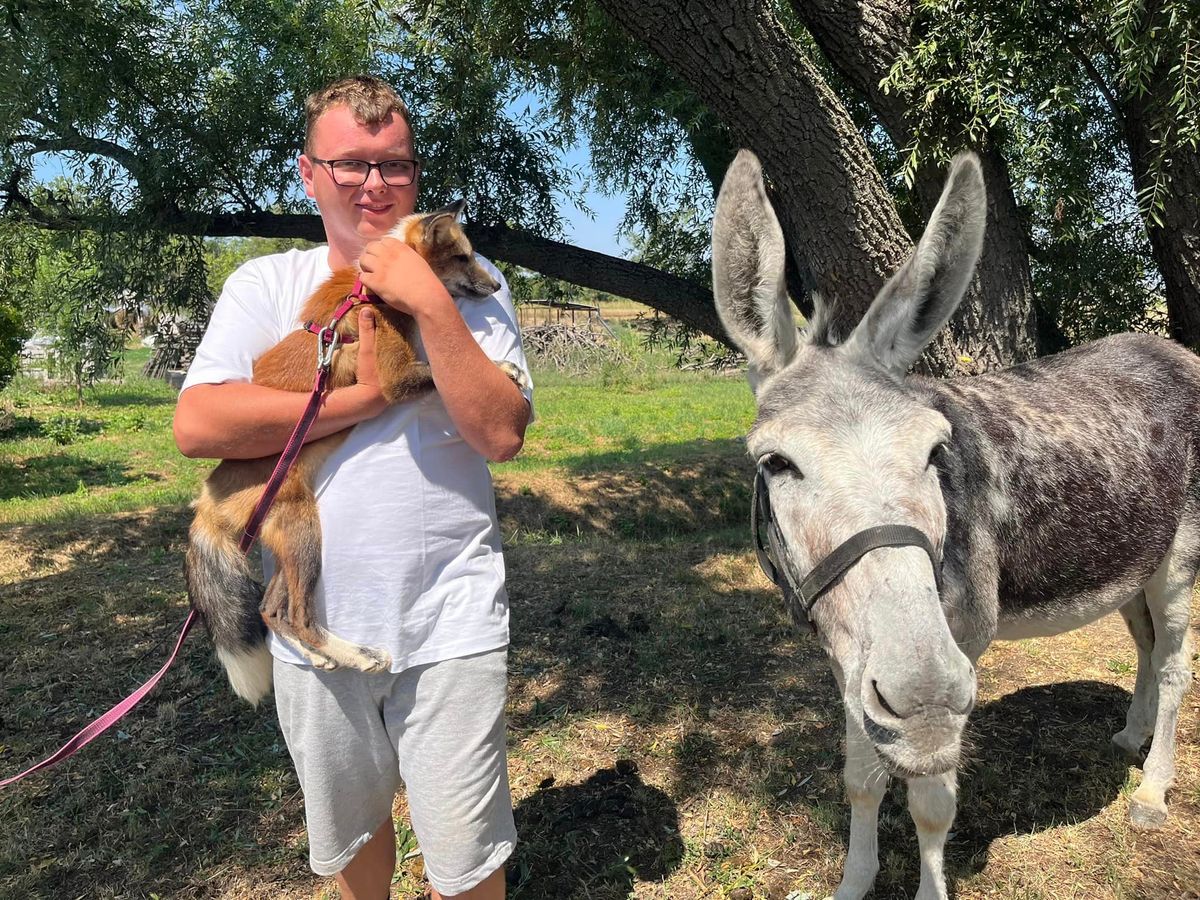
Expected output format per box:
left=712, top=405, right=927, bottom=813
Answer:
left=315, top=322, right=341, bottom=370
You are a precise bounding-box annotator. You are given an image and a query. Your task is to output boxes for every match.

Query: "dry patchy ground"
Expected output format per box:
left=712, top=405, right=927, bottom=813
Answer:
left=1, top=444, right=1198, bottom=899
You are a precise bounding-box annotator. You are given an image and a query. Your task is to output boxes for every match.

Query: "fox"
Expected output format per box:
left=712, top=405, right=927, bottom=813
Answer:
left=186, top=200, right=524, bottom=705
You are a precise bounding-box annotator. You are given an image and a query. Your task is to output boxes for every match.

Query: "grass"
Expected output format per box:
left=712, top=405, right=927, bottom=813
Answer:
left=1, top=337, right=1198, bottom=899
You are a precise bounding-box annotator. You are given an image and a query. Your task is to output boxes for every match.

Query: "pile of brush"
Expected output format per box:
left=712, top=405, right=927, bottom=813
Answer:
left=521, top=323, right=627, bottom=373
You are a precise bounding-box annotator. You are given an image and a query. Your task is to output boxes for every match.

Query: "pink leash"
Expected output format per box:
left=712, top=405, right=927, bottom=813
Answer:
left=0, top=281, right=378, bottom=790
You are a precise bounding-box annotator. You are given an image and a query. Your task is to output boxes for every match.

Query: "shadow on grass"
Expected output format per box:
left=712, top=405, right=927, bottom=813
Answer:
left=0, top=453, right=154, bottom=501
left=949, top=681, right=1133, bottom=870
left=846, top=680, right=1134, bottom=896
left=509, top=761, right=683, bottom=899
left=1, top=454, right=1194, bottom=898
left=496, top=437, right=754, bottom=541
left=0, top=505, right=311, bottom=898
left=0, top=414, right=41, bottom=441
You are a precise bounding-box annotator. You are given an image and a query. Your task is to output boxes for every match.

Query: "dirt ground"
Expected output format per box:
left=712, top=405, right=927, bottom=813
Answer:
left=0, top=451, right=1197, bottom=898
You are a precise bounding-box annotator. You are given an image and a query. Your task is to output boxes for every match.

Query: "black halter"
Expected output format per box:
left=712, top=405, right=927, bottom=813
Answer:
left=751, top=466, right=943, bottom=632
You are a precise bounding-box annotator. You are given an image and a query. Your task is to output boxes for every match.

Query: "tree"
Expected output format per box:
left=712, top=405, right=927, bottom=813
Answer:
left=0, top=0, right=726, bottom=343
left=1, top=0, right=1185, bottom=366
left=887, top=0, right=1200, bottom=346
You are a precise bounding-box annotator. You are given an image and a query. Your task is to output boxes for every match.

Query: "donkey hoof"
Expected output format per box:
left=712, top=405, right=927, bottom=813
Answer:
left=1129, top=790, right=1168, bottom=830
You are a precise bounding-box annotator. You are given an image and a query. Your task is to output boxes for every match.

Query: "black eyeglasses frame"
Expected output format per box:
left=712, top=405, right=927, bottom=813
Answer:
left=308, top=156, right=421, bottom=187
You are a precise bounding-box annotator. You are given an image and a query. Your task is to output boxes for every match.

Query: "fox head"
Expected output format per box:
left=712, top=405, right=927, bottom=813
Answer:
left=395, top=199, right=501, bottom=299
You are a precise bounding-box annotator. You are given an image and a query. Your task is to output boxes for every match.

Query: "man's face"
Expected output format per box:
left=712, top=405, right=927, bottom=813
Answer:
left=298, top=104, right=418, bottom=259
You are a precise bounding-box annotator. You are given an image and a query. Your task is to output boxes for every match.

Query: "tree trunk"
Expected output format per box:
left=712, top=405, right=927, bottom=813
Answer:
left=596, top=0, right=914, bottom=341
left=1121, top=107, right=1200, bottom=349
left=792, top=0, right=1039, bottom=367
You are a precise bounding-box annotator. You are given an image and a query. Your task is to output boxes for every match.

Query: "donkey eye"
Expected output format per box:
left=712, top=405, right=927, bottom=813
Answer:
left=928, top=443, right=948, bottom=471
left=760, top=453, right=800, bottom=477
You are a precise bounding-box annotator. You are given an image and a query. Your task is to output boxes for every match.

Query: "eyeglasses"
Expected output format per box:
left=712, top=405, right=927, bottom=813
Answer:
left=309, top=157, right=420, bottom=187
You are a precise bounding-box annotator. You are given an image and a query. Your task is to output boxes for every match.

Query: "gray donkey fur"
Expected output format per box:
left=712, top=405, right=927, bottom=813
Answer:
left=713, top=150, right=1199, bottom=900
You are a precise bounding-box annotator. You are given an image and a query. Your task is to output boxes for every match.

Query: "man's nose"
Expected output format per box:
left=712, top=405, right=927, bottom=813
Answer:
left=362, top=166, right=389, bottom=192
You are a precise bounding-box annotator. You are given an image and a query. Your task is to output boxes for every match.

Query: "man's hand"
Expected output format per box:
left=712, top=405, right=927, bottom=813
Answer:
left=358, top=238, right=453, bottom=318
left=348, top=307, right=388, bottom=418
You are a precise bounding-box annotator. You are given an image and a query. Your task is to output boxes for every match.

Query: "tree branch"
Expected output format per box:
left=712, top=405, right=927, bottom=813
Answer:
left=1064, top=39, right=1125, bottom=129
left=12, top=133, right=149, bottom=184
left=1, top=201, right=728, bottom=345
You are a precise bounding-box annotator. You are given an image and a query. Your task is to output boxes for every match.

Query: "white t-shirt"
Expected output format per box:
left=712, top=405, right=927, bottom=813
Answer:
left=182, top=246, right=532, bottom=672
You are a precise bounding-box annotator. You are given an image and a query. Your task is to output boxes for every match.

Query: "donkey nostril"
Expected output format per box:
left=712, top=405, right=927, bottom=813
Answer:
left=872, top=680, right=901, bottom=719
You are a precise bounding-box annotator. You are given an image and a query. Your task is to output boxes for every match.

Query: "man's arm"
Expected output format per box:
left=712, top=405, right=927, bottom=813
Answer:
left=174, top=308, right=389, bottom=459
left=359, top=240, right=530, bottom=461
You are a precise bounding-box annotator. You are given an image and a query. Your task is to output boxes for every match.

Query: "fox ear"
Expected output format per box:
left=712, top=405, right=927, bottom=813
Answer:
left=422, top=212, right=457, bottom=245
left=438, top=198, right=467, bottom=222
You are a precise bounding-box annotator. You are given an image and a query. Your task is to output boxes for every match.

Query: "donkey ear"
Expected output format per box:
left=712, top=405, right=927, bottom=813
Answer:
left=844, top=153, right=986, bottom=376
left=712, top=150, right=799, bottom=391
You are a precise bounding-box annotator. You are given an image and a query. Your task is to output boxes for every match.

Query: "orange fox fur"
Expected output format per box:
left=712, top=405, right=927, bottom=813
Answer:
left=185, top=203, right=502, bottom=704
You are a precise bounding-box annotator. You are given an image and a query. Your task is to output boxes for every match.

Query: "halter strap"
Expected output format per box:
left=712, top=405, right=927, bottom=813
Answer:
left=752, top=467, right=942, bottom=627
left=303, top=278, right=382, bottom=345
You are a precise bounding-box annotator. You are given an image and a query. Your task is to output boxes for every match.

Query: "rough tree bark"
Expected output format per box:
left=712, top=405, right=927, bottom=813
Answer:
left=791, top=0, right=1040, bottom=368
left=597, top=0, right=913, bottom=340
left=1112, top=9, right=1200, bottom=348
left=598, top=0, right=1014, bottom=372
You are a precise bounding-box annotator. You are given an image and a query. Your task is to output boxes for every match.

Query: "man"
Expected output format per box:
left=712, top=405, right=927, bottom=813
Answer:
left=174, top=75, right=530, bottom=900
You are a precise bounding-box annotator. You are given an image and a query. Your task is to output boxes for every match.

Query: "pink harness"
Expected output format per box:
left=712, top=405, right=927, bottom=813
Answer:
left=0, top=280, right=380, bottom=789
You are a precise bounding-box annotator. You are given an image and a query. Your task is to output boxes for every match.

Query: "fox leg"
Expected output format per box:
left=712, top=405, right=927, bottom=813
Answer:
left=258, top=475, right=391, bottom=673
left=371, top=314, right=435, bottom=403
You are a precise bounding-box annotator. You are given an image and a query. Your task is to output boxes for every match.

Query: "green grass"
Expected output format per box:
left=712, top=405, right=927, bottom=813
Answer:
left=0, top=338, right=756, bottom=524
left=503, top=366, right=753, bottom=473
left=0, top=350, right=211, bottom=525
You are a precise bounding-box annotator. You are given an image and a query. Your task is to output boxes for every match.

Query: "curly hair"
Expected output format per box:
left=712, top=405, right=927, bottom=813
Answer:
left=304, top=76, right=412, bottom=154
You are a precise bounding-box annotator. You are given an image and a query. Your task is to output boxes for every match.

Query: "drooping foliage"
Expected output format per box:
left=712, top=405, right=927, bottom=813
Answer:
left=883, top=0, right=1199, bottom=341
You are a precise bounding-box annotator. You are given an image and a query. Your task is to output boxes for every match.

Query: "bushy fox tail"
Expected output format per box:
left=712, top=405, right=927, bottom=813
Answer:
left=185, top=515, right=273, bottom=705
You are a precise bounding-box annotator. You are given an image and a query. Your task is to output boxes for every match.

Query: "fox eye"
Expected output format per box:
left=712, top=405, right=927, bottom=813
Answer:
left=760, top=453, right=800, bottom=478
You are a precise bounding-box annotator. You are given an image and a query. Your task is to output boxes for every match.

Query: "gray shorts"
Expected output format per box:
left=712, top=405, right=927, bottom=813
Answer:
left=273, top=648, right=516, bottom=895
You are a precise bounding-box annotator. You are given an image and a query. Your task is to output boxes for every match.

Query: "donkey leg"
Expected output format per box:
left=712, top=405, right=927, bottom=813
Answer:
left=834, top=717, right=889, bottom=900
left=1113, top=591, right=1158, bottom=756
left=907, top=770, right=957, bottom=900
left=1129, top=546, right=1196, bottom=829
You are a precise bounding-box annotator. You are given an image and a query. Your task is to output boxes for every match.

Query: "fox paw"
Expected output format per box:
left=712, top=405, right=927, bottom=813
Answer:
left=496, top=361, right=531, bottom=392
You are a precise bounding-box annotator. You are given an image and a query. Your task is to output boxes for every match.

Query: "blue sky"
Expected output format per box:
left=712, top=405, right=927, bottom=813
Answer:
left=559, top=189, right=628, bottom=257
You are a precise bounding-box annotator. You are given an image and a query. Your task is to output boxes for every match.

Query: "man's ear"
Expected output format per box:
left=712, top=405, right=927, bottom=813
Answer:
left=298, top=154, right=316, bottom=200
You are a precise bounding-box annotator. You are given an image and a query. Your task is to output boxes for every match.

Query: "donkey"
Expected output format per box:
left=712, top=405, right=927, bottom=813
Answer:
left=712, top=150, right=1199, bottom=899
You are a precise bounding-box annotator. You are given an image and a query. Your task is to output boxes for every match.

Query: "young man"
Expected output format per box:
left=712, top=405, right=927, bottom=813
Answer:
left=173, top=76, right=531, bottom=900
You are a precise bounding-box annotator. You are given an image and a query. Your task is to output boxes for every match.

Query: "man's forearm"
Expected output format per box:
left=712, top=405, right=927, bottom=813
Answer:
left=174, top=381, right=386, bottom=460
left=415, top=302, right=529, bottom=461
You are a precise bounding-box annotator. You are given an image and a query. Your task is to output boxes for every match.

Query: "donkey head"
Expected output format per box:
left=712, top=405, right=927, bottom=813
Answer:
left=714, top=151, right=984, bottom=777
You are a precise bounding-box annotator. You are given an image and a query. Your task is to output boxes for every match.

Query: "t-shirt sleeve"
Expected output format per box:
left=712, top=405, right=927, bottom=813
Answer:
left=181, top=260, right=285, bottom=393
left=459, top=257, right=535, bottom=413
